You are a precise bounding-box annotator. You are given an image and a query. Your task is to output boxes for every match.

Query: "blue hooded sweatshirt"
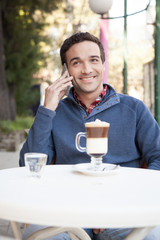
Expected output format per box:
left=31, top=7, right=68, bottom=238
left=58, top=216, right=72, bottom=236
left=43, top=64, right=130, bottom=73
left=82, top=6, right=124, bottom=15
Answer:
left=19, top=84, right=160, bottom=170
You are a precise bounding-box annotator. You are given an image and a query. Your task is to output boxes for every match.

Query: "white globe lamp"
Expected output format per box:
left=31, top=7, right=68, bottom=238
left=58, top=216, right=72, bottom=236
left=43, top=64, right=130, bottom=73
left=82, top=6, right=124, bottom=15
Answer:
left=89, top=0, right=113, bottom=15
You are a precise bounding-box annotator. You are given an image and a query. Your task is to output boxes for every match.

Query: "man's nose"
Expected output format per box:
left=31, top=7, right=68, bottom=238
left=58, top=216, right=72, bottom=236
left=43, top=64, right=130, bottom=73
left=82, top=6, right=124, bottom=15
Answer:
left=81, top=62, right=92, bottom=74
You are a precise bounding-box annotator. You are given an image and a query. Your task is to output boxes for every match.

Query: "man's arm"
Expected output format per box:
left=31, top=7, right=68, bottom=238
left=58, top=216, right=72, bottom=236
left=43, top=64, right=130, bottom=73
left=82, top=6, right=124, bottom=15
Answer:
left=19, top=71, right=73, bottom=166
left=19, top=106, right=56, bottom=166
left=136, top=101, right=160, bottom=170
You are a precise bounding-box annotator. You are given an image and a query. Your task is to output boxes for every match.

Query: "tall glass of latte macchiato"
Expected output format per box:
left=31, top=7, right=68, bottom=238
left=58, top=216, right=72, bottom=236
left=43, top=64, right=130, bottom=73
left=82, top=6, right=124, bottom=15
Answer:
left=85, top=120, right=110, bottom=170
left=75, top=119, right=110, bottom=171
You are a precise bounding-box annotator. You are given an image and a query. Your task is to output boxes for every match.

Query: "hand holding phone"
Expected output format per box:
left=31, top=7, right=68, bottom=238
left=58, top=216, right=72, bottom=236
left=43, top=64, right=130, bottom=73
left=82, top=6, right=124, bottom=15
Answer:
left=44, top=63, right=73, bottom=111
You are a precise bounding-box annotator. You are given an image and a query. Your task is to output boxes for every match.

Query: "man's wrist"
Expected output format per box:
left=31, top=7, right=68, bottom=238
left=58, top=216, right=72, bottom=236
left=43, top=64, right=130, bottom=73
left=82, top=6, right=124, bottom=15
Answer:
left=38, top=105, right=56, bottom=117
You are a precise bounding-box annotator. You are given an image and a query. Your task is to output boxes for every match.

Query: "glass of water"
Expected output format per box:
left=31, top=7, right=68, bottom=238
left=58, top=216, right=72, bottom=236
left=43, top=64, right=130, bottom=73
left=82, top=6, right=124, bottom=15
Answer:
left=24, top=153, right=47, bottom=178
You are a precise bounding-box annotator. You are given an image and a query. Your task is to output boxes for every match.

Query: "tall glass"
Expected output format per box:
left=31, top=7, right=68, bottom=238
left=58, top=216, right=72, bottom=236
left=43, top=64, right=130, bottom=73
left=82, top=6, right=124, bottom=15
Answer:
left=76, top=120, right=110, bottom=171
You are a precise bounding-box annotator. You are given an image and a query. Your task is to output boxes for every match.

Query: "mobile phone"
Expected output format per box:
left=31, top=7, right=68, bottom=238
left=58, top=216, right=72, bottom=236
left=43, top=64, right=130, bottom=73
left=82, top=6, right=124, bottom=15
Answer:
left=61, top=63, right=70, bottom=77
left=61, top=63, right=72, bottom=95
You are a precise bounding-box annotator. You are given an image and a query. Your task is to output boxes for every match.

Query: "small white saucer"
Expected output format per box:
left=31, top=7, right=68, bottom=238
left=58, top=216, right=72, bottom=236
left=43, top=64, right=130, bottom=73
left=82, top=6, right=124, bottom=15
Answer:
left=73, top=163, right=120, bottom=177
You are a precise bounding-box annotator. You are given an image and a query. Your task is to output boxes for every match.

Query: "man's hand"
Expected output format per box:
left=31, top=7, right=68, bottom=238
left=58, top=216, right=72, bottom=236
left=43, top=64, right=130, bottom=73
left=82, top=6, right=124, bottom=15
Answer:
left=93, top=229, right=105, bottom=235
left=44, top=71, right=73, bottom=111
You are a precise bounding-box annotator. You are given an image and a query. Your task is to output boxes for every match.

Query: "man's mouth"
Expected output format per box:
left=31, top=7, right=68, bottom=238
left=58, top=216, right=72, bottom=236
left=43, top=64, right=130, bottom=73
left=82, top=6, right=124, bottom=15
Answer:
left=79, top=76, right=96, bottom=81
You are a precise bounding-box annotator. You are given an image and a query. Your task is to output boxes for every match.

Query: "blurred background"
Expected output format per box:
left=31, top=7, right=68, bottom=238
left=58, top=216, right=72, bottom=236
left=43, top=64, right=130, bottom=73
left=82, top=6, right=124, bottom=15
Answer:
left=0, top=0, right=159, bottom=149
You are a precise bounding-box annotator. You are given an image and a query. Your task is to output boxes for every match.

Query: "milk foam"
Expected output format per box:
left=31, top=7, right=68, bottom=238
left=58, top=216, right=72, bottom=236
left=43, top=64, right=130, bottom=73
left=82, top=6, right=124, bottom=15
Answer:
left=85, top=119, right=110, bottom=127
left=87, top=138, right=108, bottom=154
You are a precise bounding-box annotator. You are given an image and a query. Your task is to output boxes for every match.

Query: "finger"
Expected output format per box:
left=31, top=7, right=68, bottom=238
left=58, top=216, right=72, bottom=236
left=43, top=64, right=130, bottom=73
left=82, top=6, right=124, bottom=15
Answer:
left=46, top=77, right=71, bottom=95
left=59, top=90, right=66, bottom=99
left=53, top=75, right=73, bottom=90
left=61, top=70, right=70, bottom=78
left=57, top=81, right=72, bottom=94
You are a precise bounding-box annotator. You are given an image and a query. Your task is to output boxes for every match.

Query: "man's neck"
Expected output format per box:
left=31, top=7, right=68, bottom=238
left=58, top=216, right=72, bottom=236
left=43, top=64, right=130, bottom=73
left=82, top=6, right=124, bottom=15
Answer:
left=75, top=89, right=103, bottom=108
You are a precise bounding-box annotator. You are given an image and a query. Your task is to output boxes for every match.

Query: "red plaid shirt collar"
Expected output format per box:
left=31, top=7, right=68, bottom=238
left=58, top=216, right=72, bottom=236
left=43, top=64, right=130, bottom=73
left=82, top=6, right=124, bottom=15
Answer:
left=73, top=85, right=108, bottom=115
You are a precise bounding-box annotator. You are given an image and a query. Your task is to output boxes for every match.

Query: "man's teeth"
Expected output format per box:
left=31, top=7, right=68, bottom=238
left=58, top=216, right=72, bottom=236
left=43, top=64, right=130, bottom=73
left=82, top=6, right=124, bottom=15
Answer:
left=81, top=76, right=95, bottom=80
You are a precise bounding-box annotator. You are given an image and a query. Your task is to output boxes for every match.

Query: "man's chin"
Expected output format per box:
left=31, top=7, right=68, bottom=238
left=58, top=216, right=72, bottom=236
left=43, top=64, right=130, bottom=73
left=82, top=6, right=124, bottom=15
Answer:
left=75, top=87, right=98, bottom=95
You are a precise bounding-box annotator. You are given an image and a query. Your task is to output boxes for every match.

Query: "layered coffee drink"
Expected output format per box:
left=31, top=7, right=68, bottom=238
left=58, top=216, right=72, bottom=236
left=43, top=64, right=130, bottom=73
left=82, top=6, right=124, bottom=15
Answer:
left=85, top=119, right=110, bottom=157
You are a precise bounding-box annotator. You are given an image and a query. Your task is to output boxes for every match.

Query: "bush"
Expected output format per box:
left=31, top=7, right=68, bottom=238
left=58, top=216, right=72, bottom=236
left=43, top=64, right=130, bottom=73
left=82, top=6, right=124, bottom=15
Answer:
left=0, top=116, right=34, bottom=133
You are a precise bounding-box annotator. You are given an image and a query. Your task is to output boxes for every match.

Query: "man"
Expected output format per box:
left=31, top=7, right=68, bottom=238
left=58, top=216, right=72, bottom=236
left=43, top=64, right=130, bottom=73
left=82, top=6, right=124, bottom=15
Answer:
left=20, top=32, right=160, bottom=240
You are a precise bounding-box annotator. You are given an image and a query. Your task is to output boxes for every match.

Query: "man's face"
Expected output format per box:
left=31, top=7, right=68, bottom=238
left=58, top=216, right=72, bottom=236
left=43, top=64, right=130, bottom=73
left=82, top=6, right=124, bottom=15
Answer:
left=65, top=41, right=105, bottom=95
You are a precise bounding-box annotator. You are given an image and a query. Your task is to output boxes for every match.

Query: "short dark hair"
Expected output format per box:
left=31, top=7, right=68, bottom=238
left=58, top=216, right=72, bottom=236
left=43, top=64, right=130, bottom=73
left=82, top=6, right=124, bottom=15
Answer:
left=60, top=32, right=105, bottom=65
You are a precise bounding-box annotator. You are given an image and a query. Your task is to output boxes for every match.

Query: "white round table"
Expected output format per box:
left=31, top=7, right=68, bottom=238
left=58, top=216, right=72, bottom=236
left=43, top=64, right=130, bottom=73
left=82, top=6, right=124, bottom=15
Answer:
left=0, top=165, right=160, bottom=239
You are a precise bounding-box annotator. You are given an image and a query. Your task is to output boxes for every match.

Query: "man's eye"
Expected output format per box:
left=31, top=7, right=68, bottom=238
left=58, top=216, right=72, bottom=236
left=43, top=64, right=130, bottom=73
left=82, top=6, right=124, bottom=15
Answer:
left=73, top=61, right=79, bottom=65
left=91, top=59, right=98, bottom=62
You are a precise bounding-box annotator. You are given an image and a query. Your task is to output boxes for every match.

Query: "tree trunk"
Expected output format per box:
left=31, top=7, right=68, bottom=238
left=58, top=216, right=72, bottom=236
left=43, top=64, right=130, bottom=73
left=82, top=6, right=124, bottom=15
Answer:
left=0, top=5, right=11, bottom=120
left=8, top=83, right=16, bottom=120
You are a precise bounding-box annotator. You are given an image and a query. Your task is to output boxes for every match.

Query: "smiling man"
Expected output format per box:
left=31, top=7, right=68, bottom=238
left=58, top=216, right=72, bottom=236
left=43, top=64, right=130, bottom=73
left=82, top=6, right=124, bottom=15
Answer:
left=66, top=41, right=104, bottom=99
left=20, top=32, right=160, bottom=240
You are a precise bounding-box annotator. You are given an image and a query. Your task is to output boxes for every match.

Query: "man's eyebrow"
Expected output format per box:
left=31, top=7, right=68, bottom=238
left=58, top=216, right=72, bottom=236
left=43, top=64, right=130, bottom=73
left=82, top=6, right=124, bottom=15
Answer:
left=70, top=55, right=100, bottom=63
left=70, top=57, right=80, bottom=63
left=90, top=55, right=100, bottom=59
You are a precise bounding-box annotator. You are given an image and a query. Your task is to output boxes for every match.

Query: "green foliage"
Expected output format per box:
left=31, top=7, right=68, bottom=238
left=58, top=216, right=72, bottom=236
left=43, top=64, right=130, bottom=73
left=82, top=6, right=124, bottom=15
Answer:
left=17, top=84, right=40, bottom=115
left=0, top=116, right=34, bottom=133
left=1, top=0, right=60, bottom=115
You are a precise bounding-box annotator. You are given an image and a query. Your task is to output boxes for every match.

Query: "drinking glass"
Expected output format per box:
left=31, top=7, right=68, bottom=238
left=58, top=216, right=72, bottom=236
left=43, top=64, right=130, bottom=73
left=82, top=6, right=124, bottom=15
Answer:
left=76, top=121, right=110, bottom=171
left=25, top=153, right=47, bottom=178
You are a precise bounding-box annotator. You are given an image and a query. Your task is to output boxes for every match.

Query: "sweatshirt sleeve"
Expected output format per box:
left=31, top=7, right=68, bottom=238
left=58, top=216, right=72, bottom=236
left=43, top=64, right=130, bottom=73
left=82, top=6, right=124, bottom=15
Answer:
left=136, top=101, right=160, bottom=170
left=19, top=106, right=56, bottom=166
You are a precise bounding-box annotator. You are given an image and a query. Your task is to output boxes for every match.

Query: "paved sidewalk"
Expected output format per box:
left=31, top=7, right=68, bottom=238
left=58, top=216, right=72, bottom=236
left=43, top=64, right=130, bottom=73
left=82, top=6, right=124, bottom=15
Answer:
left=0, top=150, right=24, bottom=239
left=0, top=151, right=19, bottom=170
